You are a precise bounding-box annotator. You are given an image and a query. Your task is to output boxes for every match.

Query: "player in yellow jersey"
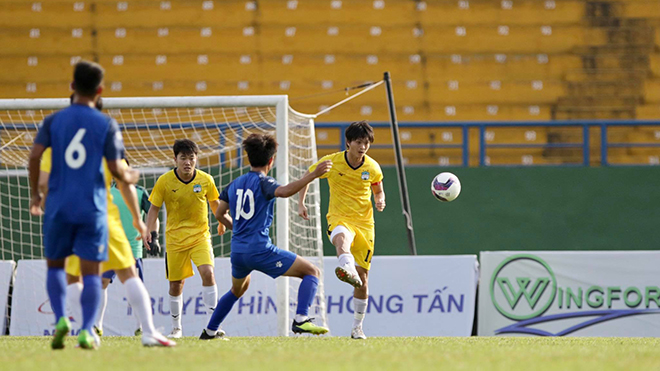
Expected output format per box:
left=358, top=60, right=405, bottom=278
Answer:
left=39, top=118, right=175, bottom=348
left=144, top=139, right=223, bottom=339
left=298, top=121, right=385, bottom=340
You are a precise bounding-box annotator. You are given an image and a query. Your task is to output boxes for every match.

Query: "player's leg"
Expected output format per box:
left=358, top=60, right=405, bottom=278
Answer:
left=64, top=256, right=83, bottom=328
left=330, top=222, right=362, bottom=288
left=95, top=272, right=114, bottom=336
left=43, top=217, right=74, bottom=349
left=78, top=258, right=103, bottom=349
left=166, top=248, right=195, bottom=338
left=191, top=242, right=217, bottom=327
left=201, top=274, right=249, bottom=340
left=352, top=266, right=369, bottom=340
left=349, top=227, right=373, bottom=340
left=281, top=254, right=328, bottom=335
left=134, top=258, right=144, bottom=335
left=114, top=265, right=175, bottom=347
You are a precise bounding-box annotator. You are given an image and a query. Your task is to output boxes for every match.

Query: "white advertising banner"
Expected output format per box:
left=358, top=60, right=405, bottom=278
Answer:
left=10, top=255, right=478, bottom=337
left=0, top=260, right=15, bottom=335
left=478, top=251, right=660, bottom=337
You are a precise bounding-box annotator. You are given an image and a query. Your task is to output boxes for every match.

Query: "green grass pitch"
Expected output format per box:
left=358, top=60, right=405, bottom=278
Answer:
left=2, top=337, right=660, bottom=371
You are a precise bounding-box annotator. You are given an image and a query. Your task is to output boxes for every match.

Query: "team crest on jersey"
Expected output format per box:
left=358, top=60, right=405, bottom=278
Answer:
left=193, top=184, right=202, bottom=193
left=361, top=171, right=370, bottom=180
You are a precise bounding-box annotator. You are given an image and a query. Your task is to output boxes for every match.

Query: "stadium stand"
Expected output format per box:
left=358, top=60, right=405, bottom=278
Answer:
left=0, top=0, right=658, bottom=165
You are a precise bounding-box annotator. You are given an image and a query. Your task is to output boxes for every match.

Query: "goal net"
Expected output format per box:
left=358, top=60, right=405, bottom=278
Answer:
left=0, top=96, right=327, bottom=336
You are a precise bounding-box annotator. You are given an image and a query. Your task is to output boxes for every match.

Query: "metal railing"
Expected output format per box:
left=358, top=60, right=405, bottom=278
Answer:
left=315, top=120, right=660, bottom=167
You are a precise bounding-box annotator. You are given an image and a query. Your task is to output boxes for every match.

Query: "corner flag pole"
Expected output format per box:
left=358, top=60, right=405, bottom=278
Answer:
left=384, top=72, right=417, bottom=255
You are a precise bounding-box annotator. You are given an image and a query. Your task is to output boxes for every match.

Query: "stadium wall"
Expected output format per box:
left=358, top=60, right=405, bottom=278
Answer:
left=319, top=167, right=660, bottom=256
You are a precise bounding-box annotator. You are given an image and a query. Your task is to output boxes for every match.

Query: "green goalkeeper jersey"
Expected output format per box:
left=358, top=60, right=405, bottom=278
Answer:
left=110, top=184, right=151, bottom=259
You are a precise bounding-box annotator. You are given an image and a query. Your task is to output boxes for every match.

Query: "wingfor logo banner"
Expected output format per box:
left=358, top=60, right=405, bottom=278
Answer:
left=478, top=251, right=660, bottom=337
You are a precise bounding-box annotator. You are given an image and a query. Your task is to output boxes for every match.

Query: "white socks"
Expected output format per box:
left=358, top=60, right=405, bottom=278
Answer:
left=170, top=294, right=183, bottom=330
left=65, top=282, right=83, bottom=322
left=353, top=298, right=368, bottom=328
left=338, top=253, right=355, bottom=268
left=96, top=287, right=108, bottom=330
left=124, top=277, right=156, bottom=336
left=202, top=285, right=218, bottom=323
left=294, top=314, right=308, bottom=323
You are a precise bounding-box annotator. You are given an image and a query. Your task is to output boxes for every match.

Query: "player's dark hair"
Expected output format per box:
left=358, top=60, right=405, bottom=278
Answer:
left=243, top=133, right=278, bottom=167
left=173, top=139, right=199, bottom=158
left=345, top=120, right=374, bottom=144
left=73, top=61, right=104, bottom=97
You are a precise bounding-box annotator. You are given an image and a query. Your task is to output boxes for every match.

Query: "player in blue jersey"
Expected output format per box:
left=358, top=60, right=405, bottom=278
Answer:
left=200, top=133, right=332, bottom=339
left=28, top=60, right=140, bottom=350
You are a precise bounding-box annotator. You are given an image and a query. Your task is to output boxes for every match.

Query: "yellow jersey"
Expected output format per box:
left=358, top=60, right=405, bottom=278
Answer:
left=309, top=151, right=383, bottom=229
left=149, top=169, right=219, bottom=252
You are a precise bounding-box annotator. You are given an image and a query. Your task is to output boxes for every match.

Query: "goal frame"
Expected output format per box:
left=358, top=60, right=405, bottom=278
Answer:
left=0, top=95, right=322, bottom=337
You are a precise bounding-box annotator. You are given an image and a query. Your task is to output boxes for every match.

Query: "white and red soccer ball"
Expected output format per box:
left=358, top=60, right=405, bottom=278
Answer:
left=431, top=172, right=461, bottom=202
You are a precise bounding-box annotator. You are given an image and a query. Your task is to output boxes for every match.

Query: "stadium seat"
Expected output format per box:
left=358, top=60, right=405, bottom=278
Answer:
left=0, top=27, right=93, bottom=55
left=0, top=55, right=92, bottom=83
left=419, top=0, right=585, bottom=26
left=427, top=104, right=552, bottom=121
left=96, top=27, right=257, bottom=54
left=637, top=104, right=660, bottom=119
left=0, top=81, right=70, bottom=99
left=622, top=1, right=660, bottom=19
left=426, top=54, right=580, bottom=82
left=651, top=54, right=660, bottom=77
left=0, top=1, right=92, bottom=28
left=644, top=79, right=660, bottom=102
left=258, top=0, right=417, bottom=25
left=95, top=0, right=254, bottom=28
left=427, top=80, right=563, bottom=104
left=422, top=25, right=606, bottom=54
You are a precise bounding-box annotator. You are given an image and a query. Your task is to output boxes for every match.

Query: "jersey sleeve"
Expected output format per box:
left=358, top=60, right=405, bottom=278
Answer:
left=137, top=185, right=151, bottom=214
left=308, top=154, right=334, bottom=179
left=371, top=161, right=384, bottom=184
left=34, top=115, right=54, bottom=148
left=206, top=175, right=220, bottom=202
left=261, top=176, right=281, bottom=200
left=103, top=118, right=125, bottom=161
left=40, top=147, right=52, bottom=173
left=148, top=176, right=165, bottom=208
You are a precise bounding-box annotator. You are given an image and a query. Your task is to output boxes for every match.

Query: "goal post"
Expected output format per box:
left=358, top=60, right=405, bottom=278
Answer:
left=0, top=95, right=327, bottom=337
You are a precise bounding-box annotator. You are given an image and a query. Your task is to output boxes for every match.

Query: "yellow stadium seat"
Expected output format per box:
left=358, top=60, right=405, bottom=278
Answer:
left=428, top=80, right=563, bottom=104
left=258, top=0, right=418, bottom=26
left=0, top=55, right=93, bottom=83
left=426, top=54, right=580, bottom=82
left=622, top=1, right=660, bottom=19
left=0, top=81, right=70, bottom=99
left=96, top=27, right=257, bottom=54
left=95, top=0, right=254, bottom=28
left=419, top=0, right=585, bottom=26
left=637, top=104, right=660, bottom=119
left=422, top=25, right=606, bottom=54
left=651, top=54, right=660, bottom=77
left=0, top=2, right=92, bottom=28
left=99, top=54, right=261, bottom=82
left=428, top=104, right=552, bottom=121
left=0, top=27, right=93, bottom=55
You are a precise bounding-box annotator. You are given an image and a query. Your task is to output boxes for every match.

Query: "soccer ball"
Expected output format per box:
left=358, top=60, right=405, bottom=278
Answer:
left=431, top=172, right=461, bottom=202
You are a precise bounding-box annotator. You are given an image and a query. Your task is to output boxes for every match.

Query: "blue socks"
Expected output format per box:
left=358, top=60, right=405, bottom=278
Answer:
left=80, top=274, right=102, bottom=332
left=207, top=290, right=239, bottom=331
left=46, top=267, right=66, bottom=322
left=296, top=275, right=319, bottom=316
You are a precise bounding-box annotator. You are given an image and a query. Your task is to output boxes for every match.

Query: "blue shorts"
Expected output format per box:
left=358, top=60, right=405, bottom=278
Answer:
left=43, top=214, right=108, bottom=262
left=102, top=258, right=143, bottom=283
left=231, top=246, right=297, bottom=279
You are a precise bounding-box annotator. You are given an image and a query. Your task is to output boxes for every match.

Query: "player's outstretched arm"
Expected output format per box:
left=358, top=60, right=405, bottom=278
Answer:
left=214, top=200, right=233, bottom=231
left=275, top=160, right=332, bottom=199
left=372, top=181, right=386, bottom=212
left=28, top=143, right=47, bottom=216
left=297, top=171, right=312, bottom=220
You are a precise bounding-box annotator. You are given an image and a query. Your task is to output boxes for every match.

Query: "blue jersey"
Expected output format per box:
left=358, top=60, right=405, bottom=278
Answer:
left=220, top=171, right=281, bottom=253
left=35, top=104, right=124, bottom=223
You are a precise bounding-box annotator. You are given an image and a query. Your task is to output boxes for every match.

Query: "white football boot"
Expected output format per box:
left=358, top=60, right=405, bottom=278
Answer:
left=351, top=325, right=367, bottom=340
left=143, top=331, right=177, bottom=347
left=167, top=327, right=183, bottom=339
left=335, top=264, right=363, bottom=288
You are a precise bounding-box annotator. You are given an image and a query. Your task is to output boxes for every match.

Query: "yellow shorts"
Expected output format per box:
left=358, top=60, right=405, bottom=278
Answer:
left=327, top=217, right=375, bottom=270
left=165, top=240, right=214, bottom=281
left=65, top=211, right=135, bottom=276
